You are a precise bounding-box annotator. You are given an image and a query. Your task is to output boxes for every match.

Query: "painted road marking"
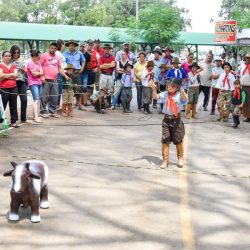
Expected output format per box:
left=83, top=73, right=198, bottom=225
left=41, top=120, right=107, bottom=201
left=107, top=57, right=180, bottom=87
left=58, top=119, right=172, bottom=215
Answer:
left=180, top=124, right=196, bottom=250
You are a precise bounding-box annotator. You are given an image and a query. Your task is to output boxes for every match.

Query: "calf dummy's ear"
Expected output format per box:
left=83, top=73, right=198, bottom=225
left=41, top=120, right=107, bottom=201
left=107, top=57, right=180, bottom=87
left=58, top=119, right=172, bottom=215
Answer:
left=10, top=162, right=18, bottom=168
left=3, top=170, right=13, bottom=177
left=24, top=162, right=30, bottom=170
left=29, top=173, right=40, bottom=179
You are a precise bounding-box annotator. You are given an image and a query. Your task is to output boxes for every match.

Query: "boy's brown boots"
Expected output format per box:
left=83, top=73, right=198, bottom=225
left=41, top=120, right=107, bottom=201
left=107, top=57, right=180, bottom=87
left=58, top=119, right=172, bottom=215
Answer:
left=160, top=143, right=169, bottom=169
left=176, top=143, right=184, bottom=168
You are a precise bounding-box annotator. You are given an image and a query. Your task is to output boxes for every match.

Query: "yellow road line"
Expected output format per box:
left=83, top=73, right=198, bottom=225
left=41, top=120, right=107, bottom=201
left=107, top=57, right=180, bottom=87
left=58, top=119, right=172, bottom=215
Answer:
left=179, top=124, right=196, bottom=250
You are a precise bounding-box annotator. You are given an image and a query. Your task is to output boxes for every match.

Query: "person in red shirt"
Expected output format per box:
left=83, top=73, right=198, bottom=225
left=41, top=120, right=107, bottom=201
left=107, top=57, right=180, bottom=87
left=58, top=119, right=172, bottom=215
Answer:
left=94, top=39, right=104, bottom=57
left=0, top=51, right=19, bottom=127
left=99, top=44, right=115, bottom=107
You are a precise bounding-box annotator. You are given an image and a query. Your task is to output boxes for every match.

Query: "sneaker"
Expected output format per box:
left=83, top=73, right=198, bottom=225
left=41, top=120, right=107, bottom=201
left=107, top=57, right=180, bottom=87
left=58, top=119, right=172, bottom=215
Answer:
left=126, top=110, right=133, bottom=113
left=203, top=107, right=208, bottom=111
left=210, top=111, right=215, bottom=115
left=233, top=124, right=238, bottom=128
left=109, top=106, right=116, bottom=110
left=34, top=118, right=43, bottom=123
left=49, top=113, right=59, bottom=118
left=41, top=113, right=50, bottom=119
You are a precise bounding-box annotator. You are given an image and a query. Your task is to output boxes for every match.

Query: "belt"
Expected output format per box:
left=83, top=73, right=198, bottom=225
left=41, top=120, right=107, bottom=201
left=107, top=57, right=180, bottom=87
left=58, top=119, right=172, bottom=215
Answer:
left=164, top=114, right=180, bottom=120
left=101, top=72, right=113, bottom=76
left=45, top=79, right=57, bottom=82
left=123, top=87, right=132, bottom=89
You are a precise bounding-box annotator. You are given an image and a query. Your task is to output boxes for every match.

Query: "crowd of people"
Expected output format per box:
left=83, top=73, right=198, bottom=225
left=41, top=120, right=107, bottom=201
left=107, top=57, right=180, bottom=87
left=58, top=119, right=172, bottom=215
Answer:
left=0, top=39, right=250, bottom=132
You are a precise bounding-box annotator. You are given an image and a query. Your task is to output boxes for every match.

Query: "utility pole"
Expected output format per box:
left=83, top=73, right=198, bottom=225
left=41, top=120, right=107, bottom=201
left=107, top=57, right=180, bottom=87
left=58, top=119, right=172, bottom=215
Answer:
left=136, top=0, right=139, bottom=21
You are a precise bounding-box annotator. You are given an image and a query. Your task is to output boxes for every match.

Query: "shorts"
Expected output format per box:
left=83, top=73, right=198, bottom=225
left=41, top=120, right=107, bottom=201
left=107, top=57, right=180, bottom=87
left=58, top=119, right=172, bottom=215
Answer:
left=29, top=84, right=42, bottom=101
left=62, top=89, right=74, bottom=104
left=162, top=115, right=185, bottom=145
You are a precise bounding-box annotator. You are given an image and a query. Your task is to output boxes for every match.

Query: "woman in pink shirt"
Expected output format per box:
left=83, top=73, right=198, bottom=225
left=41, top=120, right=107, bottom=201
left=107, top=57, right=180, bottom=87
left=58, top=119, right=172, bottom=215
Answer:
left=27, top=50, right=44, bottom=123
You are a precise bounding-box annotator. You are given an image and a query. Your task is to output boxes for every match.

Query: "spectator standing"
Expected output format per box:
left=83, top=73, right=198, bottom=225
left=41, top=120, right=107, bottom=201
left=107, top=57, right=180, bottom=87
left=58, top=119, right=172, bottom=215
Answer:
left=55, top=39, right=66, bottom=108
left=161, top=47, right=174, bottom=65
left=111, top=51, right=128, bottom=110
left=64, top=39, right=86, bottom=110
left=229, top=53, right=238, bottom=71
left=216, top=62, right=235, bottom=122
left=115, top=42, right=136, bottom=64
left=40, top=42, right=69, bottom=118
left=26, top=50, right=43, bottom=123
left=134, top=51, right=147, bottom=111
left=94, top=38, right=104, bottom=57
left=98, top=44, right=116, bottom=107
left=239, top=53, right=250, bottom=122
left=10, top=45, right=27, bottom=123
left=199, top=54, right=215, bottom=111
left=0, top=51, right=19, bottom=127
left=210, top=56, right=224, bottom=115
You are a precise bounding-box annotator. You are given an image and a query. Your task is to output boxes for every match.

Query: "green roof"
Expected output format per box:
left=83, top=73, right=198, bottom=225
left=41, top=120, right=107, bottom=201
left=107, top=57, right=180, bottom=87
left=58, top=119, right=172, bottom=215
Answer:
left=0, top=22, right=220, bottom=46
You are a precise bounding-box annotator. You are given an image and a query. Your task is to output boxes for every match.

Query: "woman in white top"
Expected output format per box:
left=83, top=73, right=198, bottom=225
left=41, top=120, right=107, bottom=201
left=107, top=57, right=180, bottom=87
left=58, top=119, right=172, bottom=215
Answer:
left=216, top=62, right=235, bottom=122
left=55, top=39, right=66, bottom=108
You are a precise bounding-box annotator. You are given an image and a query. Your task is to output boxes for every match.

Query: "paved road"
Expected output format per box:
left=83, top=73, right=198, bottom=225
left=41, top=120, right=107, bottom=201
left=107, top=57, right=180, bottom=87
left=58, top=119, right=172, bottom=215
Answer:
left=0, top=93, right=249, bottom=250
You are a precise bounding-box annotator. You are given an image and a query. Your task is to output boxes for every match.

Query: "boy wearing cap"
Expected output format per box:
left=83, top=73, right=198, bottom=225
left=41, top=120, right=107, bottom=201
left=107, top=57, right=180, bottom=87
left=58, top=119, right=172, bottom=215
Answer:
left=231, top=79, right=246, bottom=128
left=61, top=64, right=75, bottom=117
left=186, top=62, right=203, bottom=119
left=151, top=78, right=188, bottom=168
left=141, top=60, right=155, bottom=114
left=216, top=62, right=235, bottom=122
left=120, top=63, right=135, bottom=113
left=90, top=86, right=109, bottom=114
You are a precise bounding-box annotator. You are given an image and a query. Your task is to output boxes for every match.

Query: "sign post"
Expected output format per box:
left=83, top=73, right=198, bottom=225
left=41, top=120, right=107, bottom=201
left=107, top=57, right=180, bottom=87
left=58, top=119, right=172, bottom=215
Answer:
left=214, top=20, right=237, bottom=44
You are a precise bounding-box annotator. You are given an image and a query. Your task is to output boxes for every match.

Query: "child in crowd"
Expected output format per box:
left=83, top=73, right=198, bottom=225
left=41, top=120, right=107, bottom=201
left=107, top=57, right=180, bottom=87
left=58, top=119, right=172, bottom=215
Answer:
left=90, top=86, right=109, bottom=114
left=231, top=80, right=246, bottom=128
left=216, top=62, right=235, bottom=122
left=166, top=57, right=187, bottom=112
left=157, top=64, right=168, bottom=113
left=61, top=64, right=75, bottom=117
left=186, top=62, right=203, bottom=119
left=141, top=60, right=155, bottom=114
left=120, top=63, right=135, bottom=113
left=150, top=78, right=188, bottom=169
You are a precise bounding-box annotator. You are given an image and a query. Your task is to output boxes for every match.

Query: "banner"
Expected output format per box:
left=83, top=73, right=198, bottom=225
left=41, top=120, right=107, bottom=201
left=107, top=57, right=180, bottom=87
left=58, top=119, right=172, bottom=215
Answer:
left=215, top=20, right=237, bottom=44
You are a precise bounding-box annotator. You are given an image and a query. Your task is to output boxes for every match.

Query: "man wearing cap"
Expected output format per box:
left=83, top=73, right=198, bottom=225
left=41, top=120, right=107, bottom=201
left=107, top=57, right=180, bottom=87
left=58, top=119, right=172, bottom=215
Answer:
left=40, top=42, right=69, bottom=118
left=98, top=44, right=116, bottom=107
left=211, top=56, right=224, bottom=115
left=152, top=48, right=163, bottom=108
left=94, top=39, right=104, bottom=57
left=161, top=47, right=174, bottom=66
left=86, top=39, right=100, bottom=88
left=239, top=52, right=250, bottom=122
left=198, top=54, right=215, bottom=111
left=115, top=42, right=136, bottom=64
left=63, top=39, right=86, bottom=110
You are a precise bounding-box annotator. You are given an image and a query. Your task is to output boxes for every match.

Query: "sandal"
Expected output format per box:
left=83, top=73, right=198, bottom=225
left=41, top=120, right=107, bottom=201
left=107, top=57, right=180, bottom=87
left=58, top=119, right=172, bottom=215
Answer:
left=11, top=123, right=20, bottom=128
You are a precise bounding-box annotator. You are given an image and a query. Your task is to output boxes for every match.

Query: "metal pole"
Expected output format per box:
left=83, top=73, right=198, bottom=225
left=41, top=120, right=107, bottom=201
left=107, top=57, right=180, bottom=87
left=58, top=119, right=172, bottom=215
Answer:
left=136, top=0, right=139, bottom=21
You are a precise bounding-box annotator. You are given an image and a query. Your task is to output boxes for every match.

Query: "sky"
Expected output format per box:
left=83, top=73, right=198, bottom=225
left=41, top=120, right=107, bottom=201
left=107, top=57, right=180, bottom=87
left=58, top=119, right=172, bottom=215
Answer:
left=177, top=0, right=223, bottom=33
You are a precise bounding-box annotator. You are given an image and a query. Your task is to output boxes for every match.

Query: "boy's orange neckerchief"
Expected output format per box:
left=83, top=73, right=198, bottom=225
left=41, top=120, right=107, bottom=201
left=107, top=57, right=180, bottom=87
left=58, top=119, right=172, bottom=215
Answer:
left=166, top=92, right=178, bottom=118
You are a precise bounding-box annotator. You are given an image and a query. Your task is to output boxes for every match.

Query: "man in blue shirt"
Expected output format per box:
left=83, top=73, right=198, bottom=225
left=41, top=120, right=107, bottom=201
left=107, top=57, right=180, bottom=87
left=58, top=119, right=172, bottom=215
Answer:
left=64, top=39, right=86, bottom=110
left=161, top=47, right=174, bottom=65
left=115, top=42, right=136, bottom=64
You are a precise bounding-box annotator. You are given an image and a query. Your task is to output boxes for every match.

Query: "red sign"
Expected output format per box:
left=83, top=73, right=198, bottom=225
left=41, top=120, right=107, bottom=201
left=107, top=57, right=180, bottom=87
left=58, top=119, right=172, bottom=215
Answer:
left=215, top=20, right=237, bottom=44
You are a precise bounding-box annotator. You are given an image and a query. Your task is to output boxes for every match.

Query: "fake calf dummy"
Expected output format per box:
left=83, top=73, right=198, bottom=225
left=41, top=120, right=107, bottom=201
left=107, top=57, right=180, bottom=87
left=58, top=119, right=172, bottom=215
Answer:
left=3, top=160, right=49, bottom=223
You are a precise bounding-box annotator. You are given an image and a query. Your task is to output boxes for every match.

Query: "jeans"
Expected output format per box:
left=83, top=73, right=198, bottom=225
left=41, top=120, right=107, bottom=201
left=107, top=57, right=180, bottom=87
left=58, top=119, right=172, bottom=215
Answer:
left=82, top=73, right=88, bottom=93
left=40, top=80, right=58, bottom=114
left=136, top=82, right=143, bottom=109
left=16, top=80, right=27, bottom=122
left=57, top=73, right=63, bottom=107
left=113, top=79, right=122, bottom=108
left=30, top=84, right=42, bottom=101
left=0, top=87, right=18, bottom=124
left=211, top=87, right=219, bottom=112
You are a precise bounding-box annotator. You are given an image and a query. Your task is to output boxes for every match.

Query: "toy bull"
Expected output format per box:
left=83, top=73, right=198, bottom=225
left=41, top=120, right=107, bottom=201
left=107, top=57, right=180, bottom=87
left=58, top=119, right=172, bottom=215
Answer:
left=3, top=160, right=49, bottom=223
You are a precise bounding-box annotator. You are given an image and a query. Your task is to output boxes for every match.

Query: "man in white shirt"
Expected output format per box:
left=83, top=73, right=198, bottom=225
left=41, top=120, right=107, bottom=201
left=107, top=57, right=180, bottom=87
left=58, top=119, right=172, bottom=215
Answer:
left=210, top=56, right=224, bottom=115
left=199, top=54, right=215, bottom=111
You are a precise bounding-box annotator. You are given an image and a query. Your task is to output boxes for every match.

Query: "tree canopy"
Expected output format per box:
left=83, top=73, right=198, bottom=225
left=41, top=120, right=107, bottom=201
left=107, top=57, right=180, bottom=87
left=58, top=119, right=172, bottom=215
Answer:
left=219, top=0, right=250, bottom=28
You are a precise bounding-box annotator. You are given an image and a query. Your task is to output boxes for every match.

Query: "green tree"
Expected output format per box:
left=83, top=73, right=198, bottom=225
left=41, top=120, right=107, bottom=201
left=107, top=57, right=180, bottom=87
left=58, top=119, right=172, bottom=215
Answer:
left=219, top=0, right=250, bottom=28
